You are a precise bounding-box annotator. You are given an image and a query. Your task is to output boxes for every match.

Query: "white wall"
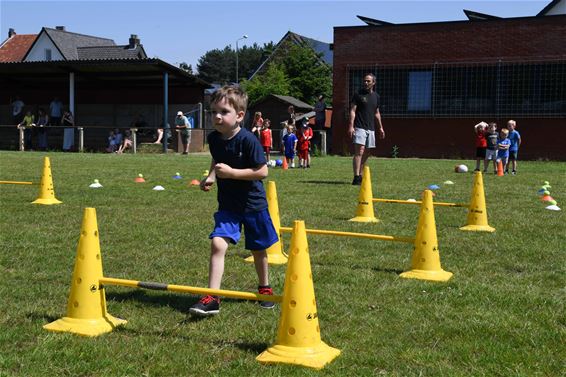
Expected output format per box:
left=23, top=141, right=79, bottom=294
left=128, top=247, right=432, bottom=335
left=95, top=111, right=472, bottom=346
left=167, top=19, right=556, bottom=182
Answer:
left=24, top=32, right=64, bottom=61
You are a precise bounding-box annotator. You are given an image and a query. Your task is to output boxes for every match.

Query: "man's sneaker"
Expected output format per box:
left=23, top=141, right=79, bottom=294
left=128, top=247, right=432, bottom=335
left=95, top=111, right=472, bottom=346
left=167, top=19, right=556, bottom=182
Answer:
left=189, top=295, right=220, bottom=316
left=512, top=170, right=517, bottom=175
left=351, top=175, right=362, bottom=185
left=258, top=286, right=275, bottom=309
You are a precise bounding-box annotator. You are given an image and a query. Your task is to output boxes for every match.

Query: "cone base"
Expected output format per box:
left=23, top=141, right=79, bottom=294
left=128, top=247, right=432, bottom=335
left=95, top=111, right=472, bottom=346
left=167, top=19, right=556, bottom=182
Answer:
left=257, top=342, right=341, bottom=370
left=348, top=216, right=379, bottom=223
left=43, top=314, right=127, bottom=337
left=245, top=253, right=288, bottom=265
left=32, top=198, right=62, bottom=205
left=459, top=224, right=495, bottom=232
left=400, top=269, right=453, bottom=282
left=134, top=178, right=145, bottom=183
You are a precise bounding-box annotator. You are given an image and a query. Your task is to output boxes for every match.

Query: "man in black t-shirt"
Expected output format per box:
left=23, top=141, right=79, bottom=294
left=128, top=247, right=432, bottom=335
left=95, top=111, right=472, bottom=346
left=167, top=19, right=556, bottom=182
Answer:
left=347, top=74, right=385, bottom=185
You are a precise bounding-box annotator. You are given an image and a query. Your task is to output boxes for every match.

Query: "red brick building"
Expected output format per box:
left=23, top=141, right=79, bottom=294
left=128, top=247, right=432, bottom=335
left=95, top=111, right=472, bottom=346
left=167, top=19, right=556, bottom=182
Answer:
left=332, top=9, right=566, bottom=159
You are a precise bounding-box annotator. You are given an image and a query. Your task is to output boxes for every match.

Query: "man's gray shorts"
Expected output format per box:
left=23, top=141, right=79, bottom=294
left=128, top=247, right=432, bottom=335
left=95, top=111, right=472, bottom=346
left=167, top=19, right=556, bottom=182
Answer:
left=353, top=128, right=376, bottom=148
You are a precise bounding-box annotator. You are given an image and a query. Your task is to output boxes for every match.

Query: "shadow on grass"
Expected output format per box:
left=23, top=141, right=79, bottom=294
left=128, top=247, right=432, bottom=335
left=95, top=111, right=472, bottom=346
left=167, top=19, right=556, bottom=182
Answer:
left=312, top=261, right=403, bottom=275
left=27, top=312, right=60, bottom=323
left=232, top=341, right=270, bottom=354
left=106, top=289, right=243, bottom=315
left=298, top=180, right=350, bottom=185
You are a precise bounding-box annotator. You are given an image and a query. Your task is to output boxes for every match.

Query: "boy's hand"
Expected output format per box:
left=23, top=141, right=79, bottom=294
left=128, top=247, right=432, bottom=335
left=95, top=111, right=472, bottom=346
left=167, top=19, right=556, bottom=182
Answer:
left=214, top=163, right=233, bottom=179
left=200, top=176, right=214, bottom=191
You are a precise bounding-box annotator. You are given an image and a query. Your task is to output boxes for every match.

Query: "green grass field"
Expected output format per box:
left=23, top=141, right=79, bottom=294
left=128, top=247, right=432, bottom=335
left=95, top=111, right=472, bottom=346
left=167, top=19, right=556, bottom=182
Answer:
left=0, top=151, right=564, bottom=376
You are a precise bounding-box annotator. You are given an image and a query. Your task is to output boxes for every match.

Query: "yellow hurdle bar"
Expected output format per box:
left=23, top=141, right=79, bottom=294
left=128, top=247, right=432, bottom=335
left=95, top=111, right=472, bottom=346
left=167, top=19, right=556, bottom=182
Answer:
left=373, top=198, right=468, bottom=208
left=279, top=227, right=414, bottom=244
left=99, top=277, right=283, bottom=303
left=0, top=180, right=33, bottom=185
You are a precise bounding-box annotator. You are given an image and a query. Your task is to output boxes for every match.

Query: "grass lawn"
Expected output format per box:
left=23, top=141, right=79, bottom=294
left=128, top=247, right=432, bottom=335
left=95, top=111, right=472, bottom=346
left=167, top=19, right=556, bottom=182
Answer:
left=0, top=151, right=564, bottom=376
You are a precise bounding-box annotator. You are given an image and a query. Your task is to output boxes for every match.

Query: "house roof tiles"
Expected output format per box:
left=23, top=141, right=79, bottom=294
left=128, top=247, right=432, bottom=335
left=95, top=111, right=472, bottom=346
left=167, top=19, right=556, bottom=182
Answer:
left=0, top=34, right=36, bottom=62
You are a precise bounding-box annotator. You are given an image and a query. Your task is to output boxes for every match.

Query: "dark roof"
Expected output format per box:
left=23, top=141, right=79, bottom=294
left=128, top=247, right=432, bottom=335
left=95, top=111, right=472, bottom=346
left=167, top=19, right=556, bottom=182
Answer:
left=0, top=58, right=210, bottom=88
left=463, top=9, right=501, bottom=21
left=77, top=45, right=147, bottom=60
left=267, top=95, right=314, bottom=110
left=250, top=31, right=332, bottom=79
left=357, top=15, right=394, bottom=26
left=0, top=34, right=36, bottom=62
left=41, top=27, right=116, bottom=60
left=537, top=0, right=563, bottom=16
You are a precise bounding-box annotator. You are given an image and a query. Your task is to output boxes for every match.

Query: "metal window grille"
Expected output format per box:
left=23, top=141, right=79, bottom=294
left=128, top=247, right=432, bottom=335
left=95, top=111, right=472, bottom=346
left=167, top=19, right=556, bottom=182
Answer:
left=348, top=60, right=566, bottom=118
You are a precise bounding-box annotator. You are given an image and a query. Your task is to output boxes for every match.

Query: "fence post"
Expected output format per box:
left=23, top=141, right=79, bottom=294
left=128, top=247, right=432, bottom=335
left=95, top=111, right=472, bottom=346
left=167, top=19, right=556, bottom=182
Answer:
left=18, top=126, right=24, bottom=151
left=320, top=131, right=327, bottom=156
left=78, top=127, right=84, bottom=152
left=131, top=128, right=137, bottom=154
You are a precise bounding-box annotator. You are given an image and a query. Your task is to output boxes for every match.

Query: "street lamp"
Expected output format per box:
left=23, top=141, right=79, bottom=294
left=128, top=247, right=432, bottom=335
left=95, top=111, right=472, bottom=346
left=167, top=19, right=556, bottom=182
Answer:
left=235, top=34, right=248, bottom=84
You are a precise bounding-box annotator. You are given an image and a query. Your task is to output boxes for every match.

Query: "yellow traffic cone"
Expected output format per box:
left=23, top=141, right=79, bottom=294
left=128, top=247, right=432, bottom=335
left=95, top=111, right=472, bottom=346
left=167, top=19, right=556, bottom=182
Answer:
left=257, top=220, right=340, bottom=369
left=349, top=166, right=379, bottom=222
left=460, top=171, right=495, bottom=232
left=44, top=208, right=126, bottom=336
left=400, top=190, right=453, bottom=282
left=32, top=156, right=62, bottom=205
left=246, top=181, right=288, bottom=265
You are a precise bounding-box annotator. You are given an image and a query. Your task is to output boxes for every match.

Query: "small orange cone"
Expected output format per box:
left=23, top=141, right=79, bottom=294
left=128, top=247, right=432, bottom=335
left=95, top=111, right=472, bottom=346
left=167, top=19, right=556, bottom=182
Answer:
left=134, top=173, right=145, bottom=183
left=460, top=171, right=495, bottom=232
left=44, top=208, right=127, bottom=336
left=349, top=166, right=378, bottom=222
left=257, top=220, right=340, bottom=369
left=497, top=160, right=504, bottom=176
left=282, top=157, right=288, bottom=170
left=190, top=179, right=200, bottom=186
left=400, top=190, right=453, bottom=282
left=246, top=181, right=288, bottom=265
left=32, top=156, right=62, bottom=205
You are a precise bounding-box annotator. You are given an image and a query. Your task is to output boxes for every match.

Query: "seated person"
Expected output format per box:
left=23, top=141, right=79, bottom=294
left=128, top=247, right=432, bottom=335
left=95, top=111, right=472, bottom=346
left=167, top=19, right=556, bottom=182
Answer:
left=117, top=129, right=133, bottom=154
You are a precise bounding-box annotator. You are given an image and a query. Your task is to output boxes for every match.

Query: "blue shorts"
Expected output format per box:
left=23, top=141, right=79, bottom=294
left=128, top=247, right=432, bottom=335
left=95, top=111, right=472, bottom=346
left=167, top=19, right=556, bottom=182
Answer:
left=209, top=209, right=278, bottom=251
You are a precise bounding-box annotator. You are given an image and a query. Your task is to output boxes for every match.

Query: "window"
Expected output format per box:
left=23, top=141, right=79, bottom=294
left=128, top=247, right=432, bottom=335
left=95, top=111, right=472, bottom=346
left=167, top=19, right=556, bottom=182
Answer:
left=45, top=49, right=52, bottom=61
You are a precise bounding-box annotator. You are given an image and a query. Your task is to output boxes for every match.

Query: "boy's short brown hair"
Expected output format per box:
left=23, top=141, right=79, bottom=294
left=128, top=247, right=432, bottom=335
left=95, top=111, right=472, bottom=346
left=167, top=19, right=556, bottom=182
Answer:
left=211, top=85, right=248, bottom=113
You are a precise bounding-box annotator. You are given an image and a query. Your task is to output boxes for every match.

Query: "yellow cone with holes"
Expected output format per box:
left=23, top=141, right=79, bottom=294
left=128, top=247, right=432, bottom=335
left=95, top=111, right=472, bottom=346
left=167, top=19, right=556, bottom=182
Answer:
left=349, top=166, right=378, bottom=222
left=246, top=181, right=288, bottom=265
left=44, top=208, right=126, bottom=336
left=400, top=190, right=453, bottom=282
left=460, top=171, right=495, bottom=232
left=257, top=220, right=340, bottom=369
left=32, top=156, right=62, bottom=205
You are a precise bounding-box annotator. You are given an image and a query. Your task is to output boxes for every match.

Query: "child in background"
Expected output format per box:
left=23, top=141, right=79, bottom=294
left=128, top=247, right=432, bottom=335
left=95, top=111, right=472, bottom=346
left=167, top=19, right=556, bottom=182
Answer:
left=298, top=119, right=313, bottom=168
left=473, top=121, right=487, bottom=172
left=18, top=110, right=35, bottom=150
left=497, top=128, right=511, bottom=173
left=190, top=85, right=278, bottom=316
left=117, top=129, right=133, bottom=154
left=506, top=120, right=521, bottom=175
left=260, top=119, right=273, bottom=163
left=283, top=123, right=298, bottom=168
left=484, top=122, right=498, bottom=174
left=251, top=111, right=263, bottom=139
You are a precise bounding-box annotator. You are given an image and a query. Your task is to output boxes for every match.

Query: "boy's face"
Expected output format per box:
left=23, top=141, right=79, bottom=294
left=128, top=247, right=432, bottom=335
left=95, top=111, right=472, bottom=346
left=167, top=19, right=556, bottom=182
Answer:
left=211, top=98, right=244, bottom=134
left=500, top=131, right=507, bottom=138
left=507, top=122, right=515, bottom=131
left=489, top=125, right=496, bottom=132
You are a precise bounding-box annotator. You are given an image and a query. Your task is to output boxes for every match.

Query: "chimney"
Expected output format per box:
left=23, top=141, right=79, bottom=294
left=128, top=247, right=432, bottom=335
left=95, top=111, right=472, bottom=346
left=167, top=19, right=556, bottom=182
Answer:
left=55, top=26, right=65, bottom=31
left=8, top=28, right=16, bottom=38
left=128, top=34, right=140, bottom=49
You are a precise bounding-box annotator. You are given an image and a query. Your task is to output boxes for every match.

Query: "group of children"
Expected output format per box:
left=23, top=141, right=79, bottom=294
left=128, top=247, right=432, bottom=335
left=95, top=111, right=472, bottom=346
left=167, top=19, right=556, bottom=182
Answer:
left=106, top=128, right=133, bottom=154
left=474, top=120, right=522, bottom=174
left=250, top=111, right=313, bottom=169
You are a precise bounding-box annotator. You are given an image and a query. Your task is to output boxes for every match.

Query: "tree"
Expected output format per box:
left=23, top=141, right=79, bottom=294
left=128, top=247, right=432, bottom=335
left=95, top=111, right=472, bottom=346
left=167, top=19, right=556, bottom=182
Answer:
left=178, top=62, right=193, bottom=75
left=240, top=63, right=290, bottom=105
left=196, top=42, right=272, bottom=84
left=280, top=44, right=332, bottom=105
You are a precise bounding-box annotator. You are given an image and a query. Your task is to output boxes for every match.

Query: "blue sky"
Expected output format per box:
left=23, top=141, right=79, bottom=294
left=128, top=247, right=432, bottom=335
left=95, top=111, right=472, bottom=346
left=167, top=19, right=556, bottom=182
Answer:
left=0, top=1, right=550, bottom=70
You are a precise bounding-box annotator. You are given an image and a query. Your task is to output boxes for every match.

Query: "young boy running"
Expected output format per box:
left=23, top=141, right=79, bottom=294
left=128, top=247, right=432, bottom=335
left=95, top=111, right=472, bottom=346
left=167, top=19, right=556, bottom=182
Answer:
left=190, top=85, right=278, bottom=316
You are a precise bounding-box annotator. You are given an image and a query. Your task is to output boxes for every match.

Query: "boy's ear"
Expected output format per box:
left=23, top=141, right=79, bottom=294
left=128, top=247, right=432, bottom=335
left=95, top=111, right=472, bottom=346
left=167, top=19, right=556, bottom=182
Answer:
left=236, top=110, right=245, bottom=123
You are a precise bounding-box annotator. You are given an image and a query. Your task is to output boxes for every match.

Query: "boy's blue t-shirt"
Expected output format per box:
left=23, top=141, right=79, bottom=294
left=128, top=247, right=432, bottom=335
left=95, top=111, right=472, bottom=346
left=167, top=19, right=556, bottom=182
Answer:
left=207, top=127, right=267, bottom=213
left=508, top=130, right=521, bottom=151
left=497, top=138, right=511, bottom=158
left=283, top=133, right=298, bottom=153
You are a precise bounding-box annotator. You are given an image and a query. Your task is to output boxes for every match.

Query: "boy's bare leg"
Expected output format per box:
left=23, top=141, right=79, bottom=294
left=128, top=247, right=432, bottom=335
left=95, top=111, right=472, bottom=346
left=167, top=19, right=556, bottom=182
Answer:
left=251, top=250, right=269, bottom=286
left=208, top=236, right=229, bottom=289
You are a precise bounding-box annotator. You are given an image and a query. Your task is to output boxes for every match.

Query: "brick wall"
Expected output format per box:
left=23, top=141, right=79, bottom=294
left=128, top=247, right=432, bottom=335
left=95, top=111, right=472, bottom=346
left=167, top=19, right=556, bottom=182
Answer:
left=332, top=15, right=566, bottom=160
